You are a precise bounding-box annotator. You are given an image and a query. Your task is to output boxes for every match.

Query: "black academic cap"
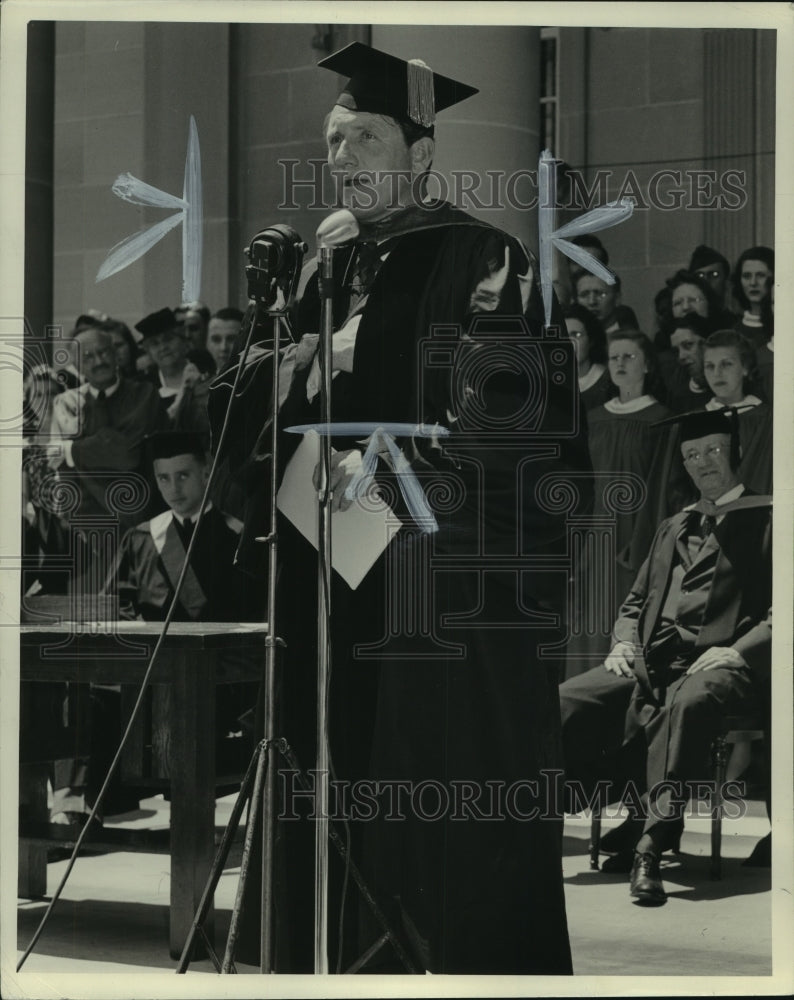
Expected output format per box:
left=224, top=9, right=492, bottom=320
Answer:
left=655, top=407, right=740, bottom=443
left=318, top=41, right=478, bottom=127
left=135, top=307, right=181, bottom=341
left=144, top=430, right=207, bottom=462
left=688, top=244, right=729, bottom=273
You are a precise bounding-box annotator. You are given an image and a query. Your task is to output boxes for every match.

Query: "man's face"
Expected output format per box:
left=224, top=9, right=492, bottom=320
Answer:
left=180, top=309, right=206, bottom=348
left=670, top=327, right=703, bottom=374
left=154, top=453, right=209, bottom=519
left=740, top=259, right=773, bottom=307
left=143, top=329, right=187, bottom=372
left=74, top=330, right=117, bottom=390
left=681, top=433, right=739, bottom=501
left=575, top=275, right=618, bottom=325
left=206, top=318, right=239, bottom=371
left=693, top=263, right=728, bottom=301
left=326, top=107, right=418, bottom=221
left=671, top=283, right=708, bottom=319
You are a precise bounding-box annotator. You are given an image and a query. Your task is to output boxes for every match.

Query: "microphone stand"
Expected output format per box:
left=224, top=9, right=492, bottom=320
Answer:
left=313, top=244, right=334, bottom=973
left=175, top=226, right=306, bottom=975
left=177, top=219, right=418, bottom=976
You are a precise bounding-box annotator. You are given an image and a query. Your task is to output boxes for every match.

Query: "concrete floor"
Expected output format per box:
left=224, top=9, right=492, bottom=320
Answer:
left=14, top=795, right=772, bottom=980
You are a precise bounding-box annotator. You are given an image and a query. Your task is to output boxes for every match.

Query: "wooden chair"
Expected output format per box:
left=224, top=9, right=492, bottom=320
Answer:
left=588, top=716, right=766, bottom=878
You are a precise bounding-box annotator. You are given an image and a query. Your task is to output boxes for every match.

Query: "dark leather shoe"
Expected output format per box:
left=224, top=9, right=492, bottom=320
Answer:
left=629, top=851, right=667, bottom=905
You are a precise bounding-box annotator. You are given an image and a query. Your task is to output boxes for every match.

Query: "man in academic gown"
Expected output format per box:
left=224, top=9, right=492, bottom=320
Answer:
left=51, top=432, right=263, bottom=822
left=212, top=41, right=591, bottom=974
left=559, top=408, right=771, bottom=904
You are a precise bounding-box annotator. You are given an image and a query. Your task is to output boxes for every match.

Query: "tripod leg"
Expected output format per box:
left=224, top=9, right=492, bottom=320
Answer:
left=175, top=742, right=262, bottom=973
left=222, top=741, right=269, bottom=972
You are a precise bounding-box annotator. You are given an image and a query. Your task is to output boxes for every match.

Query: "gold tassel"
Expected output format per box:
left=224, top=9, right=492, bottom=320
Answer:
left=407, top=58, right=435, bottom=126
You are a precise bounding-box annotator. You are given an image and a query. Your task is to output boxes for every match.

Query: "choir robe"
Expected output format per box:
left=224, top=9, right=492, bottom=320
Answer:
left=563, top=397, right=670, bottom=680
left=578, top=364, right=612, bottom=411
left=214, top=201, right=591, bottom=974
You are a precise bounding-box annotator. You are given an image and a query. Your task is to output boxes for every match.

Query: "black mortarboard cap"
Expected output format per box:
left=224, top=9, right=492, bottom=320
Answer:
left=135, top=307, right=181, bottom=341
left=688, top=244, right=729, bottom=273
left=144, top=430, right=206, bottom=462
left=655, top=407, right=740, bottom=443
left=318, top=41, right=478, bottom=127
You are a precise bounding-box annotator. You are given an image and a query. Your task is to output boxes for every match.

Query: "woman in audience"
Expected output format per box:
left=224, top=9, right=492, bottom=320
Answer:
left=565, top=331, right=670, bottom=679
left=701, top=329, right=772, bottom=495
left=732, top=246, right=774, bottom=346
left=564, top=303, right=610, bottom=411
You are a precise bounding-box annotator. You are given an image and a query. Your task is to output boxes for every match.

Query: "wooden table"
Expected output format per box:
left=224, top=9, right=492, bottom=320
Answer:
left=18, top=620, right=268, bottom=958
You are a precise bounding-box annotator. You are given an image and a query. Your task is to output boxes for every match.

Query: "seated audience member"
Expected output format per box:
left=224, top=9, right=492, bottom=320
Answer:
left=664, top=312, right=713, bottom=413
left=666, top=269, right=733, bottom=328
left=50, top=431, right=264, bottom=825
left=110, top=431, right=262, bottom=622
left=135, top=307, right=190, bottom=423
left=575, top=270, right=638, bottom=336
left=702, top=330, right=772, bottom=496
left=560, top=408, right=771, bottom=904
left=175, top=300, right=211, bottom=350
left=564, top=302, right=610, bottom=411
left=46, top=326, right=163, bottom=572
left=100, top=318, right=141, bottom=380
left=570, top=238, right=639, bottom=332
left=687, top=244, right=733, bottom=314
left=206, top=307, right=244, bottom=374
left=732, top=246, right=774, bottom=347
left=565, top=331, right=669, bottom=680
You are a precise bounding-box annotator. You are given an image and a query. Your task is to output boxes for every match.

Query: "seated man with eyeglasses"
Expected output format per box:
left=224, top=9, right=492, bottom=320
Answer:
left=559, top=407, right=771, bottom=905
left=574, top=269, right=638, bottom=334
left=47, top=326, right=164, bottom=531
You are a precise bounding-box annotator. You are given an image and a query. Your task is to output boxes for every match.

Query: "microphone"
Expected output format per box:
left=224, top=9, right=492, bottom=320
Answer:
left=244, top=224, right=307, bottom=305
left=316, top=210, right=360, bottom=300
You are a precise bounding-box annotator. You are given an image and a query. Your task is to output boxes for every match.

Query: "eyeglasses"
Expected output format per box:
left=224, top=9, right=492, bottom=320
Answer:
left=608, top=353, right=638, bottom=364
left=683, top=445, right=724, bottom=464
left=579, top=290, right=610, bottom=300
left=672, top=295, right=706, bottom=307
left=695, top=269, right=723, bottom=281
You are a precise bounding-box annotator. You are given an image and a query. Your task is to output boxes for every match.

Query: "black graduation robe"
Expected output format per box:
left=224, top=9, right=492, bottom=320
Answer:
left=211, top=202, right=591, bottom=974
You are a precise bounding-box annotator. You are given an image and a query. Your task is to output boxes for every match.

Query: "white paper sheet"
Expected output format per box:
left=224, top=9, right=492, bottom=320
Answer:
left=276, top=429, right=400, bottom=589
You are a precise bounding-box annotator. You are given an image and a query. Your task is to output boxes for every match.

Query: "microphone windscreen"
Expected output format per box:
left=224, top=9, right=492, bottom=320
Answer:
left=316, top=209, right=360, bottom=249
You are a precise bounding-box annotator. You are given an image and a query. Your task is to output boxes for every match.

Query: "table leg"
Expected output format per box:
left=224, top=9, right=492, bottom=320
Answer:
left=168, top=648, right=216, bottom=959
left=18, top=763, right=49, bottom=898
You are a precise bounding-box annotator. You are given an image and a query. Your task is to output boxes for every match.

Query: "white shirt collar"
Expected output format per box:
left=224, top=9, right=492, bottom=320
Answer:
left=705, top=395, right=762, bottom=411
left=578, top=363, right=605, bottom=391
left=87, top=378, right=120, bottom=399
left=172, top=501, right=212, bottom=527
left=683, top=483, right=745, bottom=514
left=604, top=394, right=657, bottom=414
